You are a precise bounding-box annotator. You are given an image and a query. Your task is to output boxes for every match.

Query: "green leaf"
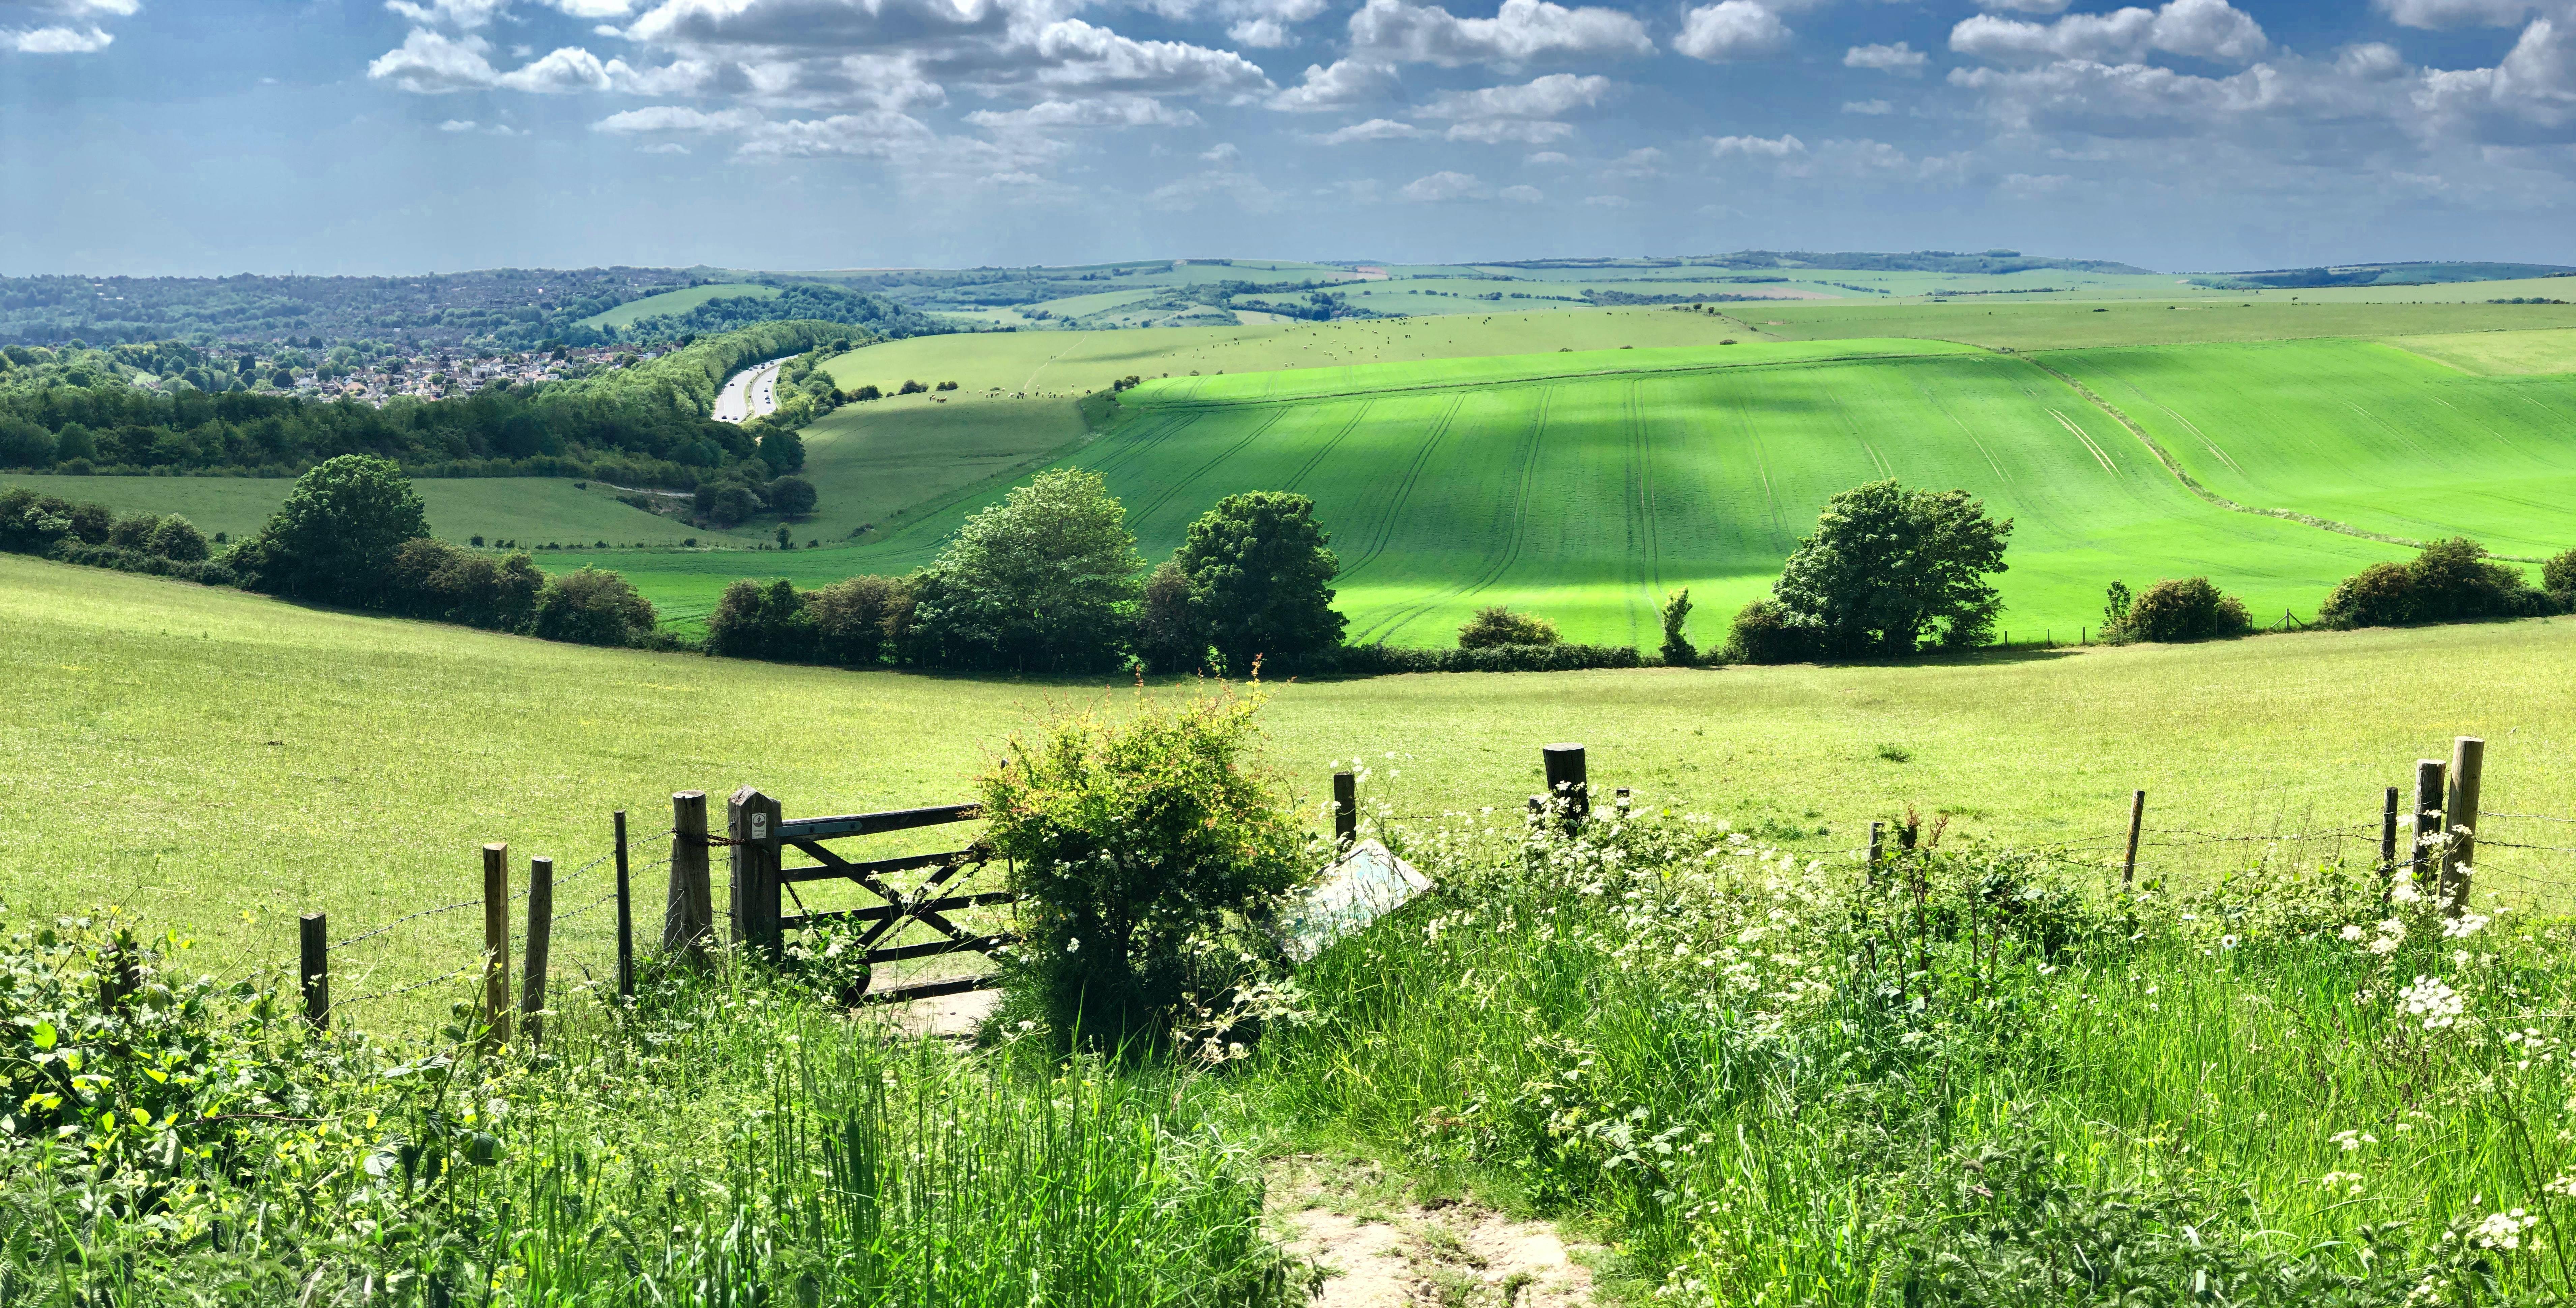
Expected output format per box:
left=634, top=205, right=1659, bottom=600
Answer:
left=29, top=1021, right=54, bottom=1051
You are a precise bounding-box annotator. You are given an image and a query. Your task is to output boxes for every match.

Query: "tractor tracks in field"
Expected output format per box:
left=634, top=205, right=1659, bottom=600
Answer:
left=1360, top=389, right=1550, bottom=644
left=1337, top=396, right=1464, bottom=616
left=2010, top=353, right=2553, bottom=560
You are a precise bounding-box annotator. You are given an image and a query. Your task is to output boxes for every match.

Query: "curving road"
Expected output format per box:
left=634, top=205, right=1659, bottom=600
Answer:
left=712, top=356, right=791, bottom=423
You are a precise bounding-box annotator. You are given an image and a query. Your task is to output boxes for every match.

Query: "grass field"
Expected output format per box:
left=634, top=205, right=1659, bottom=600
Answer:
left=578, top=281, right=777, bottom=329
left=8, top=553, right=2573, bottom=1008
left=2391, top=325, right=2576, bottom=374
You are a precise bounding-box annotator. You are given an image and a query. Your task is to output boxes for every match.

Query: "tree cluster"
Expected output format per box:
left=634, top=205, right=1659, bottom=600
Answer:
left=1725, top=479, right=2013, bottom=664
left=2318, top=538, right=2568, bottom=630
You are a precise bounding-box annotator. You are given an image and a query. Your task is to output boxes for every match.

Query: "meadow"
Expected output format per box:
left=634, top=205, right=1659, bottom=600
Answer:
left=7, top=553, right=2572, bottom=1005
left=577, top=281, right=777, bottom=329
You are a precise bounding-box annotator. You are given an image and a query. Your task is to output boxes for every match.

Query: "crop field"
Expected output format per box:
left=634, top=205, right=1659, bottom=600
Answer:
left=2390, top=325, right=2576, bottom=374
left=819, top=338, right=2446, bottom=645
left=2041, top=338, right=2576, bottom=561
left=1746, top=296, right=2576, bottom=351
left=7, top=553, right=2574, bottom=1002
left=578, top=280, right=776, bottom=329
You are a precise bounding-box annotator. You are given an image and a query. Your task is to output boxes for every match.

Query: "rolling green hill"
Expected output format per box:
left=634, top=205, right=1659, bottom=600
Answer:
left=579, top=282, right=778, bottom=329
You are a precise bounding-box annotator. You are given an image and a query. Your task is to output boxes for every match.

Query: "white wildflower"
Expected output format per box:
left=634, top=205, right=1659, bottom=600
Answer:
left=2340, top=924, right=2365, bottom=942
left=2397, top=975, right=2463, bottom=1030
left=2442, top=913, right=2490, bottom=940
left=2331, top=1129, right=2377, bottom=1151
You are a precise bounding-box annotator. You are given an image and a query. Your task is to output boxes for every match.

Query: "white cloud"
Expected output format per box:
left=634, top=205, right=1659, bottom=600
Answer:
left=1583, top=192, right=1630, bottom=205
left=551, top=0, right=640, bottom=15
left=1673, top=0, right=1791, bottom=62
left=1974, top=0, right=2072, bottom=12
left=1843, top=97, right=1893, bottom=112
left=1348, top=0, right=1653, bottom=67
left=1419, top=72, right=1611, bottom=118
left=2377, top=0, right=2536, bottom=29
left=7, top=23, right=110, bottom=52
left=2001, top=171, right=2070, bottom=192
left=1029, top=20, right=1273, bottom=95
left=734, top=111, right=948, bottom=159
left=1202, top=140, right=1239, bottom=158
left=368, top=29, right=658, bottom=93
left=386, top=0, right=510, bottom=28
left=1950, top=0, right=2268, bottom=65
left=1499, top=183, right=1546, bottom=200
left=966, top=94, right=1201, bottom=127
left=2413, top=16, right=2576, bottom=131
left=1844, top=41, right=1927, bottom=72
left=439, top=118, right=479, bottom=131
left=1311, top=116, right=1428, bottom=141
left=1445, top=117, right=1575, bottom=141
left=1708, top=131, right=1805, bottom=155
left=2339, top=42, right=2408, bottom=79
left=1147, top=170, right=1284, bottom=209
left=593, top=104, right=763, bottom=132
left=1806, top=137, right=1970, bottom=183
left=1525, top=148, right=1571, bottom=161
left=638, top=140, right=691, bottom=153
left=1269, top=58, right=1403, bottom=110
left=1399, top=169, right=1489, bottom=199
left=1229, top=16, right=1290, bottom=44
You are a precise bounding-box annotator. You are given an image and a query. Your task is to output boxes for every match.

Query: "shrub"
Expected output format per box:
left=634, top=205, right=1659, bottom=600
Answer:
left=1771, top=478, right=2011, bottom=656
left=805, top=574, right=906, bottom=666
left=2101, top=580, right=2133, bottom=634
left=1722, top=598, right=1819, bottom=664
left=766, top=474, right=818, bottom=518
left=107, top=512, right=161, bottom=551
left=1659, top=587, right=1696, bottom=665
left=2546, top=546, right=2576, bottom=602
left=2119, top=576, right=2252, bottom=642
left=1458, top=605, right=1558, bottom=649
left=1168, top=491, right=1346, bottom=673
left=903, top=468, right=1144, bottom=673
left=531, top=566, right=657, bottom=645
left=147, top=515, right=209, bottom=562
left=2318, top=561, right=2415, bottom=629
left=2319, top=538, right=2549, bottom=630
left=981, top=688, right=1304, bottom=1050
left=707, top=577, right=812, bottom=661
left=387, top=537, right=542, bottom=631
left=1324, top=642, right=1641, bottom=674
left=231, top=454, right=429, bottom=605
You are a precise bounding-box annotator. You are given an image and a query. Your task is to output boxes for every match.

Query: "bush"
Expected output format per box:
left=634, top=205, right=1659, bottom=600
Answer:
left=232, top=454, right=429, bottom=605
left=805, top=574, right=906, bottom=666
left=531, top=566, right=657, bottom=646
left=707, top=577, right=811, bottom=661
left=107, top=512, right=160, bottom=551
left=2545, top=546, right=2576, bottom=603
left=2118, top=576, right=2252, bottom=642
left=2318, top=561, right=2415, bottom=629
left=903, top=468, right=1144, bottom=673
left=2319, top=538, right=2550, bottom=630
left=1721, top=598, right=1819, bottom=664
left=1772, top=478, right=2012, bottom=656
left=981, top=688, right=1304, bottom=1050
left=387, top=538, right=543, bottom=631
left=1168, top=491, right=1346, bottom=673
left=147, top=515, right=208, bottom=562
left=1324, top=641, right=1640, bottom=674
left=1659, top=587, right=1696, bottom=666
left=1458, top=605, right=1558, bottom=649
left=766, top=475, right=818, bottom=518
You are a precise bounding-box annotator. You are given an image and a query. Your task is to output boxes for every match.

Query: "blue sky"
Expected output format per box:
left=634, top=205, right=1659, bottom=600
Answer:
left=2, top=0, right=2570, bottom=274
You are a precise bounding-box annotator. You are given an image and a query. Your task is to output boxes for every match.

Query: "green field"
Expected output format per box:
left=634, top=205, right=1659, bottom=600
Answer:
left=8, top=552, right=2573, bottom=999
left=2391, top=325, right=2576, bottom=374
left=578, top=281, right=778, bottom=329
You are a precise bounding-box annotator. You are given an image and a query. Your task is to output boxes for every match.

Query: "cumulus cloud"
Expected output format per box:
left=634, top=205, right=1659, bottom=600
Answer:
left=7, top=22, right=109, bottom=51
left=385, top=0, right=510, bottom=27
left=592, top=104, right=764, bottom=132
left=4, top=0, right=133, bottom=53
left=1708, top=131, right=1806, bottom=155
left=1419, top=71, right=1611, bottom=118
left=1399, top=169, right=1490, bottom=199
left=1348, top=0, right=1653, bottom=67
left=2413, top=16, right=2576, bottom=131
left=966, top=94, right=1201, bottom=127
left=1202, top=140, right=1239, bottom=158
left=1310, top=116, right=1429, bottom=141
left=1950, top=0, right=2269, bottom=65
left=439, top=118, right=479, bottom=131
left=1525, top=148, right=1571, bottom=161
left=1269, top=57, right=1403, bottom=110
left=1673, top=1, right=1791, bottom=62
left=1028, top=19, right=1272, bottom=95
left=1500, top=183, right=1546, bottom=200
left=368, top=29, right=672, bottom=93
left=2376, top=0, right=2537, bottom=29
left=1844, top=41, right=1928, bottom=72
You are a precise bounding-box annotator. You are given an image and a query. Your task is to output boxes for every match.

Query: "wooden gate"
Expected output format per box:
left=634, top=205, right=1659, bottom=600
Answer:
left=724, top=787, right=1019, bottom=1003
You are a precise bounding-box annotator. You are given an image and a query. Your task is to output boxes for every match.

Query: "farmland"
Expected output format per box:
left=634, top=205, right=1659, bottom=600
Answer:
left=576, top=280, right=777, bottom=329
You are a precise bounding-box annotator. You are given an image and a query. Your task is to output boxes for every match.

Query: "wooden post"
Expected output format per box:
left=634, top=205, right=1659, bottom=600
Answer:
left=1866, top=820, right=1885, bottom=888
left=299, top=913, right=330, bottom=1030
left=667, top=791, right=712, bottom=959
left=522, top=856, right=553, bottom=1047
left=2379, top=785, right=2400, bottom=903
left=2412, top=759, right=2446, bottom=901
left=728, top=786, right=784, bottom=959
left=1542, top=743, right=1588, bottom=828
left=2121, top=790, right=2146, bottom=889
left=2442, top=737, right=2485, bottom=916
left=481, top=842, right=511, bottom=1053
left=1333, top=771, right=1357, bottom=853
left=613, top=809, right=634, bottom=1003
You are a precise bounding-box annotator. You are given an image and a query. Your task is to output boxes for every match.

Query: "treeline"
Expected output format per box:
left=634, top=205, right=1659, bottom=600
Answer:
left=0, top=321, right=848, bottom=492
left=0, top=268, right=685, bottom=349
left=625, top=285, right=946, bottom=341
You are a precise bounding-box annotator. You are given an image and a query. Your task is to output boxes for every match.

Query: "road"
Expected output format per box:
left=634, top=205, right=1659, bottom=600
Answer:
left=712, top=356, right=791, bottom=423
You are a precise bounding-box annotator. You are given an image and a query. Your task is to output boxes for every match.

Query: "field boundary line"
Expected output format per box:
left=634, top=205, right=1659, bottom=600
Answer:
left=1121, top=345, right=1979, bottom=412
left=2012, top=352, right=2550, bottom=563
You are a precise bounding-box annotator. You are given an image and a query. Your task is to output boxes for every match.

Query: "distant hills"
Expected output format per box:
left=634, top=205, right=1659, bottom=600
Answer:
left=2193, top=261, right=2576, bottom=290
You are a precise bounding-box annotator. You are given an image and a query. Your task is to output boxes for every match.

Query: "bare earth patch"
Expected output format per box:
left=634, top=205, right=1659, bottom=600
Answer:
left=1273, top=1158, right=1597, bottom=1307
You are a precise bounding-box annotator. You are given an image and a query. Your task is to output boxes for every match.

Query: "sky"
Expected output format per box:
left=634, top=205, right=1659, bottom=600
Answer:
left=1, top=0, right=2571, bottom=274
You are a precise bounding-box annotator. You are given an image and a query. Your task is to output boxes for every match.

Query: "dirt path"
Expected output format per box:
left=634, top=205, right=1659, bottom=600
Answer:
left=1271, top=1157, right=1599, bottom=1308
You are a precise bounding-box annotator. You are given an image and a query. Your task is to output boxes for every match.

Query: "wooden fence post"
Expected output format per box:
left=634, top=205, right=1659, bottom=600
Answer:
left=1333, top=771, right=1357, bottom=853
left=1866, top=820, right=1885, bottom=888
left=522, top=856, right=553, bottom=1047
left=2121, top=790, right=2146, bottom=889
left=2379, top=785, right=2400, bottom=904
left=2412, top=758, right=2446, bottom=901
left=299, top=912, right=329, bottom=1030
left=2443, top=737, right=2485, bottom=916
left=1542, top=743, right=1588, bottom=829
left=729, top=786, right=784, bottom=959
left=667, top=791, right=711, bottom=960
left=481, top=842, right=511, bottom=1054
left=613, top=809, right=634, bottom=1003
